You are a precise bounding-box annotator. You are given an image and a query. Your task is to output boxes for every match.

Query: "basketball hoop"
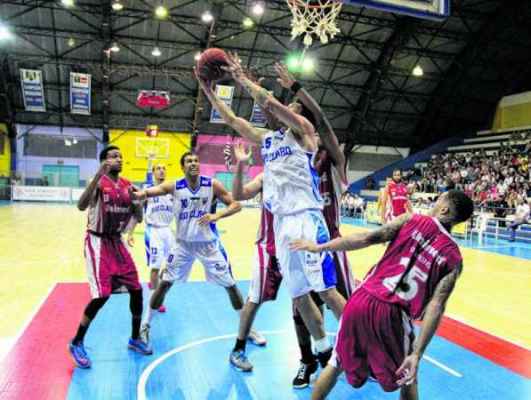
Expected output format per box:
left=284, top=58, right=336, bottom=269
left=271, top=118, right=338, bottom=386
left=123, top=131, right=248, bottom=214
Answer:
left=286, top=0, right=343, bottom=48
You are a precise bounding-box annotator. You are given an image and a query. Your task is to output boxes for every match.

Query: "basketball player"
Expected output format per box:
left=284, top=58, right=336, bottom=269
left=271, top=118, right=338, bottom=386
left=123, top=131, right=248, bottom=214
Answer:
left=197, top=53, right=346, bottom=370
left=381, top=169, right=412, bottom=223
left=291, top=190, right=474, bottom=399
left=68, top=146, right=151, bottom=369
left=128, top=156, right=173, bottom=313
left=274, top=63, right=355, bottom=387
left=132, top=152, right=259, bottom=349
left=228, top=143, right=279, bottom=372
left=378, top=177, right=393, bottom=224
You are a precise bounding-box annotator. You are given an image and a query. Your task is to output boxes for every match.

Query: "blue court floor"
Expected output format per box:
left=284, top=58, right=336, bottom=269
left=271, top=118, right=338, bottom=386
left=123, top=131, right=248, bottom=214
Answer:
left=66, top=282, right=531, bottom=400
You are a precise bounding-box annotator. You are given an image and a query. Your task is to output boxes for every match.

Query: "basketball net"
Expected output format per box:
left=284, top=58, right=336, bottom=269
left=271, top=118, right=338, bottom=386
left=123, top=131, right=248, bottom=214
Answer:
left=286, top=0, right=343, bottom=48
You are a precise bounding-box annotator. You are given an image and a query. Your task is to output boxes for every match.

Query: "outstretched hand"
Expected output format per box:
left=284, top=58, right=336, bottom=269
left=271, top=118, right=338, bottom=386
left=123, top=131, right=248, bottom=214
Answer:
left=129, top=186, right=147, bottom=201
left=194, top=66, right=214, bottom=96
left=274, top=62, right=295, bottom=89
left=233, top=142, right=253, bottom=163
left=222, top=52, right=245, bottom=81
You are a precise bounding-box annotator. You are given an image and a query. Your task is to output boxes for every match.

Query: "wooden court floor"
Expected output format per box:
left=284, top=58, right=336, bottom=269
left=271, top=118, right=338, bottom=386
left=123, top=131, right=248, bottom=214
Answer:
left=0, top=202, right=530, bottom=352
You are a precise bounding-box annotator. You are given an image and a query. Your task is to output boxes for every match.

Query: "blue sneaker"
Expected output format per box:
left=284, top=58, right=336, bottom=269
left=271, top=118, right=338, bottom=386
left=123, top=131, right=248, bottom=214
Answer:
left=229, top=349, right=253, bottom=372
left=128, top=338, right=153, bottom=355
left=68, top=341, right=91, bottom=369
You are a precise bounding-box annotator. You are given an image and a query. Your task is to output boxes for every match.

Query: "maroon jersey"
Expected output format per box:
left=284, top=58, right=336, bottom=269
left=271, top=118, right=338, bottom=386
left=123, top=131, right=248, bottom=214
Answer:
left=362, top=214, right=462, bottom=319
left=256, top=205, right=275, bottom=256
left=87, top=175, right=135, bottom=236
left=315, top=149, right=347, bottom=239
left=387, top=181, right=409, bottom=217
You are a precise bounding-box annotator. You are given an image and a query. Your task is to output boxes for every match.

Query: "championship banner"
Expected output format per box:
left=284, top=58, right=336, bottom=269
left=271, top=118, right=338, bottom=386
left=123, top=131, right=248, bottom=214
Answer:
left=70, top=72, right=91, bottom=115
left=20, top=69, right=46, bottom=112
left=210, top=85, right=234, bottom=124
left=249, top=91, right=273, bottom=127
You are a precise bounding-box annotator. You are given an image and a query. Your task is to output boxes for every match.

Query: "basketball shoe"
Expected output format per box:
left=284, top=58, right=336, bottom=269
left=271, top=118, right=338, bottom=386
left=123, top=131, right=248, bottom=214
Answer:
left=68, top=341, right=91, bottom=369
left=248, top=328, right=266, bottom=346
left=292, top=359, right=318, bottom=389
left=229, top=349, right=253, bottom=372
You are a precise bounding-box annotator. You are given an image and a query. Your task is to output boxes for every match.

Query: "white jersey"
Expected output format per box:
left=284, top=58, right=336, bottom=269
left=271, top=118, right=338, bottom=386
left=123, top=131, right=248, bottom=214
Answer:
left=173, top=176, right=218, bottom=242
left=143, top=183, right=173, bottom=227
left=261, top=128, right=323, bottom=216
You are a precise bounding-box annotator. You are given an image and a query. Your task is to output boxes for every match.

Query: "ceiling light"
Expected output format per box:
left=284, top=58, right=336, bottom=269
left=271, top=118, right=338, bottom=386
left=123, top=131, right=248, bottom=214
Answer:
left=242, top=17, right=254, bottom=28
left=201, top=11, right=214, bottom=23
left=64, top=138, right=72, bottom=146
left=67, top=37, right=76, bottom=47
left=152, top=47, right=162, bottom=57
left=194, top=52, right=202, bottom=61
left=412, top=65, right=424, bottom=77
left=72, top=138, right=78, bottom=144
left=155, top=5, right=168, bottom=19
left=0, top=25, right=13, bottom=41
left=286, top=54, right=301, bottom=71
left=61, top=0, right=75, bottom=8
left=112, top=1, right=124, bottom=11
left=110, top=42, right=120, bottom=52
left=301, top=57, right=315, bottom=73
left=251, top=2, right=265, bottom=16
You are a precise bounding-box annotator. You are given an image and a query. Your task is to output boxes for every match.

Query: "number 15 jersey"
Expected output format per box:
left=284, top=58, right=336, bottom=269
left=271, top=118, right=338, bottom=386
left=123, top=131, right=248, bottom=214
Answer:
left=361, top=214, right=462, bottom=319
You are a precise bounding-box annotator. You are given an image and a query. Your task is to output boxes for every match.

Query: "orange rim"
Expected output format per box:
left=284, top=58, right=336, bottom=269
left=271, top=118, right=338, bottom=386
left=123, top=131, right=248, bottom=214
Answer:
left=287, top=0, right=342, bottom=10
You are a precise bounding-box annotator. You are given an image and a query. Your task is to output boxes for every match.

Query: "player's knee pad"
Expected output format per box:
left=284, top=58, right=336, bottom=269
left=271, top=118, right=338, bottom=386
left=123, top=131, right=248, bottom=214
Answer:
left=129, top=289, right=143, bottom=316
left=84, top=297, right=109, bottom=320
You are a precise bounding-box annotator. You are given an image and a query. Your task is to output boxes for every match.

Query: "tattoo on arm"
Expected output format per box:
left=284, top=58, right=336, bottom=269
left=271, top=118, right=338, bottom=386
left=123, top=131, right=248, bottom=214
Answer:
left=365, top=213, right=411, bottom=244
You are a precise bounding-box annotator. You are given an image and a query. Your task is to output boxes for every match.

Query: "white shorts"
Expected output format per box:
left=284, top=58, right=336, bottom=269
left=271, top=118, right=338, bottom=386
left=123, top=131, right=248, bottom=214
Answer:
left=144, top=225, right=175, bottom=270
left=161, top=239, right=236, bottom=287
left=248, top=244, right=282, bottom=304
left=274, top=209, right=337, bottom=299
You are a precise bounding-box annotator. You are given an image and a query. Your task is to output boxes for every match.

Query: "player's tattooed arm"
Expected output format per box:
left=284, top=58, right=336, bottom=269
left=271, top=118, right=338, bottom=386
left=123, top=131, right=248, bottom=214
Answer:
left=195, top=67, right=263, bottom=145
left=290, top=213, right=411, bottom=253
left=396, top=265, right=462, bottom=386
left=198, top=180, right=242, bottom=226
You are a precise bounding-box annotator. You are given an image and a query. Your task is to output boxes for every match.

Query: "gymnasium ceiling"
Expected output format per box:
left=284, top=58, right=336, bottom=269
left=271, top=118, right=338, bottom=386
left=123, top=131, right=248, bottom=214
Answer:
left=0, top=0, right=530, bottom=150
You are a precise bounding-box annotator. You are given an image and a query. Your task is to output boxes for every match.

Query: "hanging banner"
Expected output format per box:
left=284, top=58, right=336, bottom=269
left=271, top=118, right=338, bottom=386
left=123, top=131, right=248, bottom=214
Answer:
left=249, top=91, right=273, bottom=127
left=20, top=69, right=46, bottom=112
left=70, top=72, right=91, bottom=115
left=210, top=85, right=234, bottom=124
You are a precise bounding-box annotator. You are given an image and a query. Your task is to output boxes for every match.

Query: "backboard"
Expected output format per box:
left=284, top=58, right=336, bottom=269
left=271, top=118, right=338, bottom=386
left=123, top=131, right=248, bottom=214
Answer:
left=346, top=0, right=450, bottom=21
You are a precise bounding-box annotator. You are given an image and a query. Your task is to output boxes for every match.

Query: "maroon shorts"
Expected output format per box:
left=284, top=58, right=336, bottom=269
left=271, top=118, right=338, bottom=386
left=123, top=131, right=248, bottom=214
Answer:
left=333, top=286, right=414, bottom=392
left=248, top=244, right=282, bottom=304
left=84, top=232, right=141, bottom=298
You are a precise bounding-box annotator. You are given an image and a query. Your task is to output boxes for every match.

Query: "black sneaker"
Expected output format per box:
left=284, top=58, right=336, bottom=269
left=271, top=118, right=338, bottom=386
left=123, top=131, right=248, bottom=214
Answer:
left=316, top=347, right=333, bottom=368
left=292, top=360, right=318, bottom=389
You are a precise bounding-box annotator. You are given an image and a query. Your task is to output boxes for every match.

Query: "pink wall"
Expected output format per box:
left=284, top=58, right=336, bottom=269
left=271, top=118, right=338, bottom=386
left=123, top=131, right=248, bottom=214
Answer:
left=197, top=134, right=263, bottom=178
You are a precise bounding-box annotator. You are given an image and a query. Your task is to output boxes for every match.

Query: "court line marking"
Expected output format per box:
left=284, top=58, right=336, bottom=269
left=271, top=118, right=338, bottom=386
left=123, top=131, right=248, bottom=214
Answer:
left=137, top=330, right=462, bottom=400
left=0, top=283, right=57, bottom=363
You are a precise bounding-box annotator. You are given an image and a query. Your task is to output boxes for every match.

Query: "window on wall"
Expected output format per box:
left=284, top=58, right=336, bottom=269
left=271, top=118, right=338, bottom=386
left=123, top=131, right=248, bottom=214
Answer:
left=24, top=135, right=97, bottom=158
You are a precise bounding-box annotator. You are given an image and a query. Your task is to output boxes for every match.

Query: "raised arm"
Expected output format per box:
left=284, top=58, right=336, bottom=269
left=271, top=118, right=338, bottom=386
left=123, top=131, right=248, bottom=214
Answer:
left=231, top=142, right=263, bottom=201
left=290, top=213, right=412, bottom=253
left=275, top=63, right=346, bottom=176
left=396, top=265, right=462, bottom=386
left=77, top=162, right=108, bottom=211
left=224, top=53, right=314, bottom=140
left=195, top=68, right=263, bottom=145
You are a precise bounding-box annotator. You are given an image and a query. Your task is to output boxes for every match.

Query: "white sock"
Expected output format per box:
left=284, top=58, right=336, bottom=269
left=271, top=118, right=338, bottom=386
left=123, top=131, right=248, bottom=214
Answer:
left=314, top=336, right=331, bottom=353
left=144, top=307, right=156, bottom=325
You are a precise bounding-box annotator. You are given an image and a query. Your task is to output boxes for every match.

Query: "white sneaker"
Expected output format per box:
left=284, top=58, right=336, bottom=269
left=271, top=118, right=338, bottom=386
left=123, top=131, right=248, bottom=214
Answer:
left=248, top=328, right=267, bottom=346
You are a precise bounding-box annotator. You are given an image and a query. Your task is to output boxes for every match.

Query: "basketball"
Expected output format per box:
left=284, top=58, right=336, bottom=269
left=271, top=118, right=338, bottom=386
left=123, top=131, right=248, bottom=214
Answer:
left=196, top=48, right=229, bottom=81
